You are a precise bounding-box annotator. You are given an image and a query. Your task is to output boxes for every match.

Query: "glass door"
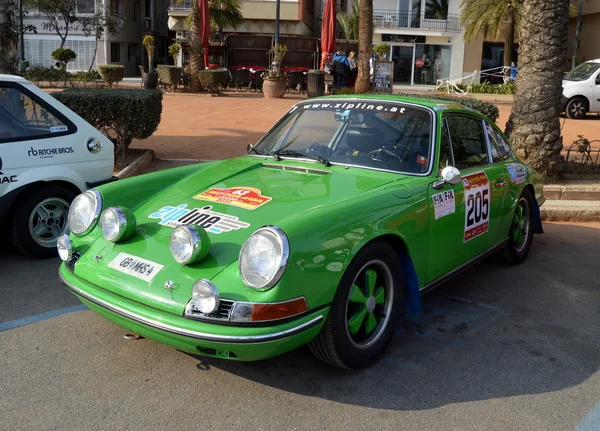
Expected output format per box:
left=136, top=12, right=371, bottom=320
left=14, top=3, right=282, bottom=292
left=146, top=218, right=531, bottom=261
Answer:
left=391, top=45, right=414, bottom=84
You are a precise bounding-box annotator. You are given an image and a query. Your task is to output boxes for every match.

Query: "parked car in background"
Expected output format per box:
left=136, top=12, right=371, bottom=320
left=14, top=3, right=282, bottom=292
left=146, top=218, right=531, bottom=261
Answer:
left=562, top=59, right=600, bottom=119
left=58, top=95, right=544, bottom=369
left=0, top=74, right=114, bottom=258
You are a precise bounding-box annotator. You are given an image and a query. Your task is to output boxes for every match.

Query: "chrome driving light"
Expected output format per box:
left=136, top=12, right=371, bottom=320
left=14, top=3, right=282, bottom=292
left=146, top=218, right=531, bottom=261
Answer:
left=191, top=279, right=220, bottom=314
left=100, top=207, right=136, bottom=242
left=57, top=234, right=73, bottom=261
left=239, top=226, right=289, bottom=290
left=169, top=225, right=211, bottom=265
left=68, top=190, right=102, bottom=235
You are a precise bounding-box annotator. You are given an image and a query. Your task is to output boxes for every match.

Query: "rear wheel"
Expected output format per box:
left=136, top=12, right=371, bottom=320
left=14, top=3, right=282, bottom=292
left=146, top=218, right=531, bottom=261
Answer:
left=565, top=97, right=588, bottom=119
left=10, top=185, right=76, bottom=258
left=308, top=241, right=403, bottom=369
left=503, top=189, right=534, bottom=265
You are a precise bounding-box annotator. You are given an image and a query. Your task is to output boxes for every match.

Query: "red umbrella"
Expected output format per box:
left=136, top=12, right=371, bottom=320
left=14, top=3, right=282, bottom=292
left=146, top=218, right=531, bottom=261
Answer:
left=320, top=0, right=336, bottom=69
left=199, top=0, right=210, bottom=67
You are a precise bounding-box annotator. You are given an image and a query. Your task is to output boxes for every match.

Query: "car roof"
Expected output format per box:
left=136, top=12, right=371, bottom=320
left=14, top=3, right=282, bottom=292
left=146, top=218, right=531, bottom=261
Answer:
left=0, top=74, right=28, bottom=83
left=315, top=94, right=468, bottom=111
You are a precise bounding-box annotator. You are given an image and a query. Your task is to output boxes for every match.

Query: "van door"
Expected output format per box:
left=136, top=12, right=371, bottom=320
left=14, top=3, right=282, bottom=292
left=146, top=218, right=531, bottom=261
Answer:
left=594, top=71, right=600, bottom=112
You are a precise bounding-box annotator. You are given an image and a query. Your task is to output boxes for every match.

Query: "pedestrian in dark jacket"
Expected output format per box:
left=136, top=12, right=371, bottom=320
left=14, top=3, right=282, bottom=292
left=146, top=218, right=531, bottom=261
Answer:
left=333, top=49, right=350, bottom=88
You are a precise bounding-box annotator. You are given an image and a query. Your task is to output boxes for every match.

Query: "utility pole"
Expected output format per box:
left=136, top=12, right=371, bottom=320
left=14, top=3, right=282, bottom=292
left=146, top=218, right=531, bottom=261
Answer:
left=274, top=0, right=280, bottom=48
left=572, top=0, right=584, bottom=69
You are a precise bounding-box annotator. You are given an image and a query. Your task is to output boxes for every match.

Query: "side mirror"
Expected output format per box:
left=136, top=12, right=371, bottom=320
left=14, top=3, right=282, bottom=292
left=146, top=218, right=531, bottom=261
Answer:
left=432, top=166, right=462, bottom=189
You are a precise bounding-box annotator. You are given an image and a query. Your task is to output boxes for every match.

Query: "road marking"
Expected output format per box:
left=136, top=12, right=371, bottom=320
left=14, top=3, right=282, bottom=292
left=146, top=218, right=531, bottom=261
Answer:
left=575, top=401, right=600, bottom=431
left=0, top=304, right=87, bottom=333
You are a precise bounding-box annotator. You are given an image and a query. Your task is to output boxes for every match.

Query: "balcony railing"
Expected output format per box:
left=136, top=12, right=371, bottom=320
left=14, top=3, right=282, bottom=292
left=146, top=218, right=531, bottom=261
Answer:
left=169, top=0, right=192, bottom=9
left=373, top=10, right=461, bottom=32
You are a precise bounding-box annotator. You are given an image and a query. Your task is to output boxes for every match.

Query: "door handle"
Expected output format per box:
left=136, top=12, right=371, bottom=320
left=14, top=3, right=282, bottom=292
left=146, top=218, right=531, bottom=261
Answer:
left=494, top=179, right=507, bottom=188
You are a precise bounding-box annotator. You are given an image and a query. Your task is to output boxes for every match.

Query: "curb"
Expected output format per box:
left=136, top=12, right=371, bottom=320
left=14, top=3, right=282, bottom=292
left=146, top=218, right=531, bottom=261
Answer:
left=541, top=207, right=600, bottom=222
left=116, top=149, right=155, bottom=179
left=543, top=184, right=600, bottom=201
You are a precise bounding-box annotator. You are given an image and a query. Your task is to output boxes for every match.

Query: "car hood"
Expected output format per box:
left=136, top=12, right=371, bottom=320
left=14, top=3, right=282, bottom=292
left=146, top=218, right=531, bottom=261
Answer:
left=75, top=157, right=403, bottom=313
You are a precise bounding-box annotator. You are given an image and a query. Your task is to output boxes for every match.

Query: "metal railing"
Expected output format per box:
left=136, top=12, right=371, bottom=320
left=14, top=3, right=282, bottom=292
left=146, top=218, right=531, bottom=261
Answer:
left=169, top=0, right=193, bottom=9
left=373, top=10, right=461, bottom=32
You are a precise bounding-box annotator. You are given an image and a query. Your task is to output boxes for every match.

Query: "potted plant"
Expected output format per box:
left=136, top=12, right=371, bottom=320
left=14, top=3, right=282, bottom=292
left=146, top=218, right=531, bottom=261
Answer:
left=263, top=44, right=288, bottom=98
left=168, top=42, right=181, bottom=65
left=373, top=43, right=390, bottom=60
left=142, top=35, right=158, bottom=89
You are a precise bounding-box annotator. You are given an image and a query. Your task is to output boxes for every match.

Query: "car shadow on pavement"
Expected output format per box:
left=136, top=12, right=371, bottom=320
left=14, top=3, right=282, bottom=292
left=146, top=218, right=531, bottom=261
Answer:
left=188, top=223, right=600, bottom=411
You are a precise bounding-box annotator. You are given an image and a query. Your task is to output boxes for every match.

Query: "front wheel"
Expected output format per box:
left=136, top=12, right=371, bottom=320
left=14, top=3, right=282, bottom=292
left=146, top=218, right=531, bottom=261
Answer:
left=10, top=185, right=76, bottom=258
left=308, top=241, right=403, bottom=369
left=502, top=189, right=534, bottom=265
left=565, top=97, right=588, bottom=119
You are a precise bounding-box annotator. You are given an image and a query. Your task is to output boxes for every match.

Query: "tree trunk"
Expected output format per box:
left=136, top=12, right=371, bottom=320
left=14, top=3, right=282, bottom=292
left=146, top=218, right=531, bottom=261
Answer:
left=188, top=2, right=203, bottom=92
left=505, top=0, right=570, bottom=181
left=355, top=0, right=373, bottom=93
left=89, top=38, right=98, bottom=72
left=0, top=0, right=19, bottom=75
left=503, top=12, right=514, bottom=66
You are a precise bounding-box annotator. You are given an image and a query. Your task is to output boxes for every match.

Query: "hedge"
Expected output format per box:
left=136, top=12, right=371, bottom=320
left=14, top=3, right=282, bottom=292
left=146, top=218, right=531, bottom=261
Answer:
left=53, top=88, right=163, bottom=155
left=98, top=64, right=125, bottom=88
left=199, top=68, right=228, bottom=92
left=396, top=92, right=500, bottom=123
left=23, top=65, right=62, bottom=88
left=157, top=65, right=183, bottom=91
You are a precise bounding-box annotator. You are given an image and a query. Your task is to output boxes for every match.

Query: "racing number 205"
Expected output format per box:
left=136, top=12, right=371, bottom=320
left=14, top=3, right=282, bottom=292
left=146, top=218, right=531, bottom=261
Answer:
left=466, top=189, right=489, bottom=227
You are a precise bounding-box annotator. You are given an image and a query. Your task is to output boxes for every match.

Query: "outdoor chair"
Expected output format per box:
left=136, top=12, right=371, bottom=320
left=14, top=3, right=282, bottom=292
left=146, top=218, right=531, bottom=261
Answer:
left=287, top=71, right=305, bottom=94
left=253, top=69, right=268, bottom=92
left=234, top=69, right=251, bottom=92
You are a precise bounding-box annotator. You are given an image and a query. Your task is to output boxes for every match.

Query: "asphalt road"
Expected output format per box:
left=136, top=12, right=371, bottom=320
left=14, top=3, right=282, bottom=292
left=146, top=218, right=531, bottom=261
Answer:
left=1, top=223, right=600, bottom=431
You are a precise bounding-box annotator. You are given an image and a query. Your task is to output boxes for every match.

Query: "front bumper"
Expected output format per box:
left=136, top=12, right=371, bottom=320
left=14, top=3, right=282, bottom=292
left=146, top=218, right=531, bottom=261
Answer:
left=59, top=263, right=327, bottom=361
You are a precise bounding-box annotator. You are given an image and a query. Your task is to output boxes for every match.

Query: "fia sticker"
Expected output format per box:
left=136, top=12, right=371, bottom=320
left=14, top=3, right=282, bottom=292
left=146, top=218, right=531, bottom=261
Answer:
left=50, top=125, right=68, bottom=133
left=194, top=186, right=272, bottom=210
left=507, top=163, right=527, bottom=185
left=462, top=172, right=490, bottom=242
left=148, top=204, right=249, bottom=234
left=432, top=190, right=455, bottom=220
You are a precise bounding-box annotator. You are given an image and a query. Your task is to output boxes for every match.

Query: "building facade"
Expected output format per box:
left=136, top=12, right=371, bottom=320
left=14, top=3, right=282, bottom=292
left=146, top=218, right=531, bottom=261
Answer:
left=566, top=0, right=600, bottom=68
left=22, top=0, right=170, bottom=76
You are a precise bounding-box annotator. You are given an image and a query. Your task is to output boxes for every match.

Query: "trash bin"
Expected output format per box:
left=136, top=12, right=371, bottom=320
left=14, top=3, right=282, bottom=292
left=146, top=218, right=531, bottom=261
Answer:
left=306, top=70, right=326, bottom=98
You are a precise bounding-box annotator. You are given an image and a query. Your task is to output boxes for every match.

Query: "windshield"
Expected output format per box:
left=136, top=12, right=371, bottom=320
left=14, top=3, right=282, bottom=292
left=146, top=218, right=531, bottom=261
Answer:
left=252, top=101, right=433, bottom=174
left=564, top=62, right=600, bottom=81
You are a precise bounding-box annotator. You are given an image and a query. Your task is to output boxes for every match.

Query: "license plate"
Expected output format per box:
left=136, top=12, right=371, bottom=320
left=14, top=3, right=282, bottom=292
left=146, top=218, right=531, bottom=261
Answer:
left=107, top=252, right=164, bottom=283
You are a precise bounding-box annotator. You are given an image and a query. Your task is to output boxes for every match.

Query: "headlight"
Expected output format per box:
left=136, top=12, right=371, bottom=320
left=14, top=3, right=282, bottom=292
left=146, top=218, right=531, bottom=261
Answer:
left=100, top=207, right=136, bottom=242
left=191, top=279, right=220, bottom=314
left=169, top=225, right=210, bottom=264
left=239, top=226, right=289, bottom=290
left=57, top=234, right=72, bottom=261
left=68, top=190, right=102, bottom=235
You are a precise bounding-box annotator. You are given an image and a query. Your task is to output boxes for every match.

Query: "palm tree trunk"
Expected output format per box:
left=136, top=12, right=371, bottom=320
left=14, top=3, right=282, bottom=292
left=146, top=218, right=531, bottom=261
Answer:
left=505, top=0, right=570, bottom=181
left=355, top=0, right=373, bottom=93
left=188, top=1, right=204, bottom=92
left=503, top=13, right=514, bottom=66
left=0, top=0, right=19, bottom=75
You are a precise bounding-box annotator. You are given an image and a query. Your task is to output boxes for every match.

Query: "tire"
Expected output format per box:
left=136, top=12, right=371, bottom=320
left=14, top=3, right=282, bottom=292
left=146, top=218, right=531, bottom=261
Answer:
left=308, top=240, right=403, bottom=369
left=10, top=185, right=77, bottom=259
left=502, top=188, right=535, bottom=265
left=565, top=97, right=588, bottom=119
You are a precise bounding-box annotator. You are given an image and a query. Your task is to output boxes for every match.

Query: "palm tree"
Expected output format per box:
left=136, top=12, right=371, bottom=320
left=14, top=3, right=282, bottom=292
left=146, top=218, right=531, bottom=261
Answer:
left=0, top=0, right=19, bottom=75
left=460, top=0, right=521, bottom=67
left=338, top=1, right=359, bottom=40
left=425, top=0, right=448, bottom=19
left=505, top=0, right=570, bottom=180
left=187, top=0, right=204, bottom=92
left=355, top=0, right=373, bottom=93
left=210, top=0, right=243, bottom=41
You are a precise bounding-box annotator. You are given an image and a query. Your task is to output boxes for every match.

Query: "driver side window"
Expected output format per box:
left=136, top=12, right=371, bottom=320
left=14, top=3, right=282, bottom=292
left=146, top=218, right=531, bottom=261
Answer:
left=444, top=115, right=489, bottom=170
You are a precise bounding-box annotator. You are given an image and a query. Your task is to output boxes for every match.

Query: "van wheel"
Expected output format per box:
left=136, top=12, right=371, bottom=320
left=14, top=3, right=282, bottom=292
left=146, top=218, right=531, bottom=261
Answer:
left=566, top=97, right=588, bottom=119
left=10, top=185, right=77, bottom=259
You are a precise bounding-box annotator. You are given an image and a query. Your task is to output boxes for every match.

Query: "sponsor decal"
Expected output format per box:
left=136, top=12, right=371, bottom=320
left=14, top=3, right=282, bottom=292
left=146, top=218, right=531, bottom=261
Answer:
left=107, top=253, right=163, bottom=282
left=0, top=157, right=17, bottom=184
left=28, top=146, right=74, bottom=159
left=302, top=102, right=406, bottom=113
left=507, top=163, right=527, bottom=185
left=416, top=155, right=428, bottom=166
left=194, top=186, right=272, bottom=210
left=462, top=172, right=490, bottom=242
left=148, top=204, right=250, bottom=234
left=50, top=125, right=68, bottom=133
left=432, top=189, right=455, bottom=220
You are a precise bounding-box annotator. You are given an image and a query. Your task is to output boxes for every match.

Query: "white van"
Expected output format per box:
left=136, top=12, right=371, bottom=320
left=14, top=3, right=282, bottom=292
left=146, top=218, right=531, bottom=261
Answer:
left=0, top=74, right=114, bottom=258
left=562, top=59, right=600, bottom=119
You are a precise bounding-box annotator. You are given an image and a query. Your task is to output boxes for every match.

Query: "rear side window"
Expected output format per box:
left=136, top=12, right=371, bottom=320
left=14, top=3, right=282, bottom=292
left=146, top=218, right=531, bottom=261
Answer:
left=445, top=115, right=489, bottom=170
left=485, top=123, right=512, bottom=162
left=0, top=84, right=75, bottom=144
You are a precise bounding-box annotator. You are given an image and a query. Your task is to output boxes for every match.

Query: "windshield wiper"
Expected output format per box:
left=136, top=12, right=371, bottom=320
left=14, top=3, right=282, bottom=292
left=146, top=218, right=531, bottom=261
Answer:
left=274, top=149, right=331, bottom=167
left=248, top=144, right=281, bottom=160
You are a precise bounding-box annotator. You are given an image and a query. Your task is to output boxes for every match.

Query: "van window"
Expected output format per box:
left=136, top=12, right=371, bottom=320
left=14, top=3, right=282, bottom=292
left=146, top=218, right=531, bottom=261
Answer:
left=0, top=84, right=74, bottom=143
left=564, top=62, right=600, bottom=82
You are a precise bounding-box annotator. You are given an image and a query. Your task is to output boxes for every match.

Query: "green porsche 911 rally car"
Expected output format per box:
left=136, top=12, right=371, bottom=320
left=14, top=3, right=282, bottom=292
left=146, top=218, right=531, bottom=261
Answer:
left=58, top=95, right=544, bottom=369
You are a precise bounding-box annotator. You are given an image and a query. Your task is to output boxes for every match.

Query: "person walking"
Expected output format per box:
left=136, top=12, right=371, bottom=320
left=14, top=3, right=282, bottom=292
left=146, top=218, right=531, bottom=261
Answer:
left=333, top=49, right=350, bottom=88
left=348, top=51, right=358, bottom=86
